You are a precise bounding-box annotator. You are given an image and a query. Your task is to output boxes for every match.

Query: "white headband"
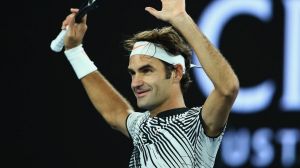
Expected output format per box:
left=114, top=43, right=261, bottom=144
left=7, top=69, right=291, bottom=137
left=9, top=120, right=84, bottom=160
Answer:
left=130, top=41, right=187, bottom=73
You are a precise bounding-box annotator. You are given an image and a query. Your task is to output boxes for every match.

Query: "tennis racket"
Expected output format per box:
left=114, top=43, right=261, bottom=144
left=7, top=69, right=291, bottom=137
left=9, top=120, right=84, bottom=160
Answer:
left=50, top=0, right=99, bottom=52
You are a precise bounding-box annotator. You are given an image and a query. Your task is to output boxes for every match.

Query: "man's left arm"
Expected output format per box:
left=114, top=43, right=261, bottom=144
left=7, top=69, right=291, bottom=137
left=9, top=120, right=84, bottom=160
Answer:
left=145, top=0, right=239, bottom=137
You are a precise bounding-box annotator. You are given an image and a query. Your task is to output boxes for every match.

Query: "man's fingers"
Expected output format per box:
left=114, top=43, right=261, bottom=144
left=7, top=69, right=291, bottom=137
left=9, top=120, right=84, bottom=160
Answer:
left=81, top=15, right=88, bottom=24
left=62, top=13, right=76, bottom=29
left=70, top=8, right=79, bottom=13
left=62, top=20, right=68, bottom=29
left=145, top=7, right=160, bottom=19
left=67, top=13, right=76, bottom=29
left=61, top=8, right=79, bottom=29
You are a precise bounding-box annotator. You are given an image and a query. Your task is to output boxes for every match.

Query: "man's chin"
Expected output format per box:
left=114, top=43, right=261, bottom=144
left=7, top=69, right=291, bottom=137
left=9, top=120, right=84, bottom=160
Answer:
left=137, top=100, right=153, bottom=111
left=137, top=103, right=148, bottom=110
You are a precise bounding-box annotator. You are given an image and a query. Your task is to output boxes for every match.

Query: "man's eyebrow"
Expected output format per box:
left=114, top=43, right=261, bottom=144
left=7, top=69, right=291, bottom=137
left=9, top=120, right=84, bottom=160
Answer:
left=138, top=64, right=154, bottom=71
left=128, top=64, right=154, bottom=73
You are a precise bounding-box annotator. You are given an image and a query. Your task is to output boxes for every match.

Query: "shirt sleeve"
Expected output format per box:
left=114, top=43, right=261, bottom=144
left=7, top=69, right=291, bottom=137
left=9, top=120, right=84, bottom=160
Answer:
left=126, top=112, right=147, bottom=140
left=198, top=107, right=226, bottom=156
left=198, top=106, right=226, bottom=139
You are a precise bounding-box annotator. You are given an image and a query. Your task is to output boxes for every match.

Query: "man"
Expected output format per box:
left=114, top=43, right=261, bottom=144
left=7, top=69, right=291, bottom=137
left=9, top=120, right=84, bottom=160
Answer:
left=61, top=0, right=239, bottom=167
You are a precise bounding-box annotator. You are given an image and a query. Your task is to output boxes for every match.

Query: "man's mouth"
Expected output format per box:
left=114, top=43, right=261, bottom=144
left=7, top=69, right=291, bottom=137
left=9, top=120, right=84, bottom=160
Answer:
left=135, top=90, right=150, bottom=98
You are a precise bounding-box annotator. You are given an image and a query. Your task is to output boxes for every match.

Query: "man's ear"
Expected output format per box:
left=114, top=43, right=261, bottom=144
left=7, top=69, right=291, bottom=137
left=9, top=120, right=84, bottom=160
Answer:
left=173, top=64, right=184, bottom=82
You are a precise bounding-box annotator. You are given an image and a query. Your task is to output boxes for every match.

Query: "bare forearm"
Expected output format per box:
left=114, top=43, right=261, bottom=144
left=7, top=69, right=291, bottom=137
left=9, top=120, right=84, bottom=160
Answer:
left=171, top=14, right=239, bottom=95
left=61, top=9, right=132, bottom=136
left=170, top=13, right=239, bottom=136
left=81, top=71, right=133, bottom=130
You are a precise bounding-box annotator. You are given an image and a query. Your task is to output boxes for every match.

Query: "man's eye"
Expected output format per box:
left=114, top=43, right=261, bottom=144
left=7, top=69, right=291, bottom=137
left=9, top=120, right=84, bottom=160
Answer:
left=142, top=69, right=152, bottom=74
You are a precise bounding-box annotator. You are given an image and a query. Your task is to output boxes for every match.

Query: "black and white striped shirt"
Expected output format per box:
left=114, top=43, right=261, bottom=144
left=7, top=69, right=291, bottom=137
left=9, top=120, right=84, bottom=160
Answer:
left=126, top=107, right=224, bottom=168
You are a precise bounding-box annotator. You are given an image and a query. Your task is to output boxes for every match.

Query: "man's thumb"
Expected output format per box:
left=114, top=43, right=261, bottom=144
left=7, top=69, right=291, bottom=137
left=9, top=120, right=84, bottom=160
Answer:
left=145, top=7, right=160, bottom=19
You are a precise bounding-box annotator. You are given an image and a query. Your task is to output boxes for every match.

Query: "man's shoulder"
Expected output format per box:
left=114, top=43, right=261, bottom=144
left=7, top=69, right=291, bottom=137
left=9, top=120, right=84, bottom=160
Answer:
left=127, top=111, right=150, bottom=124
left=185, top=106, right=202, bottom=115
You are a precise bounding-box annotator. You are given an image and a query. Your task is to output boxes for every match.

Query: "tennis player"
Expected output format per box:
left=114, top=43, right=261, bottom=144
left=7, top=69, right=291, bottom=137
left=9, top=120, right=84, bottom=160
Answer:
left=61, top=0, right=239, bottom=167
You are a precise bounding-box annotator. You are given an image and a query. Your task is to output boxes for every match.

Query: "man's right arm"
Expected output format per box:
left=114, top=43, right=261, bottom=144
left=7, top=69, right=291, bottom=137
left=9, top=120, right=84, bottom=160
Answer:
left=81, top=71, right=133, bottom=137
left=62, top=9, right=133, bottom=137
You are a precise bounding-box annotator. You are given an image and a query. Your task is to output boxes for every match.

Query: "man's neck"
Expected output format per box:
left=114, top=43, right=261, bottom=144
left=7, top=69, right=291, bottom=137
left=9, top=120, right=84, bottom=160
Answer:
left=149, top=93, right=186, bottom=117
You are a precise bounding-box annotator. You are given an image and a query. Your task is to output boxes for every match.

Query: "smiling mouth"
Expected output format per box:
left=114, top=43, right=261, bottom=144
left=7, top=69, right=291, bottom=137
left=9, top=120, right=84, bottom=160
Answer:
left=135, top=90, right=150, bottom=98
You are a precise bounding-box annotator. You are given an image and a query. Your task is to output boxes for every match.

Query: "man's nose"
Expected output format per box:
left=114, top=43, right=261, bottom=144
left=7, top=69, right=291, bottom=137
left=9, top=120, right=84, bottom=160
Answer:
left=131, top=75, right=144, bottom=88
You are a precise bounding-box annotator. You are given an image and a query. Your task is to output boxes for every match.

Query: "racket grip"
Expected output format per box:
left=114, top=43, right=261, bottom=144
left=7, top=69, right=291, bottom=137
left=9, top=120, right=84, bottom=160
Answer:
left=50, top=29, right=67, bottom=52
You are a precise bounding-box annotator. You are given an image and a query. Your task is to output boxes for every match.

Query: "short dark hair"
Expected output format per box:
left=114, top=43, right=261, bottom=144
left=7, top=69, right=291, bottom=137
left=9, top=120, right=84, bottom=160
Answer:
left=124, top=26, right=192, bottom=93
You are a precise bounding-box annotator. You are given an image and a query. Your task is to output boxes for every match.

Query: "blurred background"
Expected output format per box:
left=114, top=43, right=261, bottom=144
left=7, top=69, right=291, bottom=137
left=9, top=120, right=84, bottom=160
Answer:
left=3, top=0, right=299, bottom=167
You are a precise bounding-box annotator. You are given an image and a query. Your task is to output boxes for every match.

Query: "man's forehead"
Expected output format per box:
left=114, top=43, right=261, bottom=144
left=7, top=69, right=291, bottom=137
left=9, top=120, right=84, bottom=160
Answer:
left=128, top=55, right=161, bottom=68
left=129, top=55, right=160, bottom=65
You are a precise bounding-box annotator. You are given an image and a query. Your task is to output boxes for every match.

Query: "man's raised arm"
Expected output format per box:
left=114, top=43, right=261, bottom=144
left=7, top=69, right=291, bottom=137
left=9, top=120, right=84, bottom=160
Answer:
left=145, top=0, right=239, bottom=137
left=62, top=9, right=133, bottom=137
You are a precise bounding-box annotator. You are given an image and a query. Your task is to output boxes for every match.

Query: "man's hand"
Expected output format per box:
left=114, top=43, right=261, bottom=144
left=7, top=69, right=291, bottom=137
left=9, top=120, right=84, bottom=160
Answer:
left=63, top=8, right=88, bottom=50
left=145, top=0, right=187, bottom=24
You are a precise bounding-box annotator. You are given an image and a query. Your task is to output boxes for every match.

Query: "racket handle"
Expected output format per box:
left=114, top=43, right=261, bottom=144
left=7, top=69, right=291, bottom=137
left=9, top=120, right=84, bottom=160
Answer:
left=50, top=28, right=68, bottom=52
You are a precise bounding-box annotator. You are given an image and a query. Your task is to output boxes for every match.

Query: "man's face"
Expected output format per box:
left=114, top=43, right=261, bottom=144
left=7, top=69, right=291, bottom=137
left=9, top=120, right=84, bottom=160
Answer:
left=128, top=55, right=174, bottom=110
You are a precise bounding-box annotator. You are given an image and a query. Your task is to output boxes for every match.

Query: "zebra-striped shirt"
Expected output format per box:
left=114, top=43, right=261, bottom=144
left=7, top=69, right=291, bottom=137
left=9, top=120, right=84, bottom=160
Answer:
left=126, top=107, right=224, bottom=168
